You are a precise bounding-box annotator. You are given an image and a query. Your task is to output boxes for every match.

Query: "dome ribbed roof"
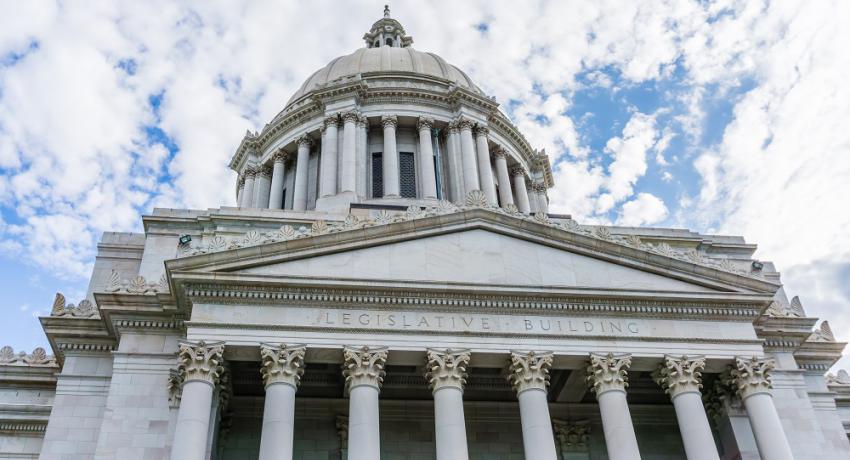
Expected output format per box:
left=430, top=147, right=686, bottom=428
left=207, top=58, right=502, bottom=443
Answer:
left=285, top=46, right=483, bottom=107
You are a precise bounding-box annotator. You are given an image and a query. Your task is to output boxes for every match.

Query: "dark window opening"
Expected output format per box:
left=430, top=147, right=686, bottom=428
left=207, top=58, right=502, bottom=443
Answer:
left=372, top=152, right=383, bottom=198
left=373, top=40, right=379, bottom=48
left=281, top=188, right=287, bottom=209
left=400, top=152, right=416, bottom=198
left=385, top=38, right=394, bottom=46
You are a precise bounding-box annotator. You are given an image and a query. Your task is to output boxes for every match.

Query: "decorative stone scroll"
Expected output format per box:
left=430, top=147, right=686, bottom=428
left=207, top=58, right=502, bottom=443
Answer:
left=342, top=345, right=388, bottom=391
left=176, top=340, right=225, bottom=385
left=507, top=350, right=554, bottom=394
left=810, top=321, right=836, bottom=342
left=425, top=348, right=471, bottom=392
left=103, top=270, right=168, bottom=295
left=260, top=343, right=306, bottom=388
left=652, top=355, right=706, bottom=397
left=50, top=292, right=98, bottom=318
left=552, top=419, right=591, bottom=451
left=0, top=346, right=57, bottom=367
left=730, top=356, right=775, bottom=399
left=587, top=352, right=631, bottom=395
left=827, top=370, right=850, bottom=385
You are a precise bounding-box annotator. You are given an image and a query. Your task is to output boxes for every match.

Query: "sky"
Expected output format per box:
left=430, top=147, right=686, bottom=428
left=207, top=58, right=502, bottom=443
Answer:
left=1, top=0, right=849, bottom=370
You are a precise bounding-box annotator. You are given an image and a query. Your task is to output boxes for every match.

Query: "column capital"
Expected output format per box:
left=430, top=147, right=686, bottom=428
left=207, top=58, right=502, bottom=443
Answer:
left=447, top=120, right=460, bottom=133
left=507, top=350, right=554, bottom=394
left=260, top=343, right=306, bottom=389
left=425, top=348, right=470, bottom=392
left=244, top=166, right=258, bottom=178
left=324, top=115, right=340, bottom=128
left=456, top=118, right=474, bottom=131
left=296, top=134, right=313, bottom=147
left=237, top=176, right=246, bottom=188
left=341, top=110, right=361, bottom=123
left=652, top=354, right=706, bottom=398
left=356, top=114, right=368, bottom=127
left=493, top=146, right=507, bottom=160
left=510, top=165, right=526, bottom=177
left=343, top=345, right=388, bottom=391
left=258, top=165, right=273, bottom=178
left=417, top=116, right=434, bottom=131
left=532, top=181, right=547, bottom=193
left=272, top=150, right=290, bottom=163
left=587, top=352, right=631, bottom=395
left=473, top=125, right=489, bottom=137
left=731, top=356, right=775, bottom=399
left=381, top=114, right=398, bottom=128
left=177, top=340, right=225, bottom=386
left=552, top=419, right=591, bottom=452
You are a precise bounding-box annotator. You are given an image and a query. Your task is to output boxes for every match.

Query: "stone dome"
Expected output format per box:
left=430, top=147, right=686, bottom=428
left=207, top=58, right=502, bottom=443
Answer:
left=285, top=46, right=483, bottom=107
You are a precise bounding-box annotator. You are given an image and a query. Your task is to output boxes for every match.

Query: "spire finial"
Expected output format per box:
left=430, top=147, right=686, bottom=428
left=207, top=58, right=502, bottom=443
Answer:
left=384, top=5, right=390, bottom=18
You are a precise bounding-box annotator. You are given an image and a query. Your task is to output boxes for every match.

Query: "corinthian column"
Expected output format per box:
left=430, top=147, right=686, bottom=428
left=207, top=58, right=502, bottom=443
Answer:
left=493, top=148, right=514, bottom=207
left=268, top=151, right=288, bottom=209
left=458, top=119, right=479, bottom=195
left=508, top=351, right=558, bottom=460
left=417, top=117, right=438, bottom=199
left=731, top=356, right=793, bottom=460
left=254, top=165, right=272, bottom=208
left=474, top=126, right=497, bottom=205
left=533, top=182, right=549, bottom=214
left=170, top=340, right=225, bottom=460
left=343, top=346, right=388, bottom=460
left=292, top=135, right=312, bottom=211
left=240, top=168, right=256, bottom=208
left=653, top=355, right=719, bottom=460
left=320, top=116, right=339, bottom=197
left=426, top=349, right=471, bottom=460
left=341, top=111, right=359, bottom=193
left=587, top=352, right=640, bottom=460
left=258, top=344, right=306, bottom=460
left=511, top=167, right=531, bottom=214
left=381, top=115, right=400, bottom=197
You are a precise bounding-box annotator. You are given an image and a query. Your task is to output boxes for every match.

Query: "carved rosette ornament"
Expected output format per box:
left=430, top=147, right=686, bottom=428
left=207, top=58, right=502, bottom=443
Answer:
left=381, top=114, right=398, bottom=128
left=587, top=352, right=632, bottom=395
left=652, top=355, right=706, bottom=398
left=260, top=343, right=306, bottom=389
left=425, top=348, right=471, bottom=392
left=507, top=350, right=554, bottom=394
left=342, top=345, right=388, bottom=392
left=731, top=356, right=775, bottom=399
left=176, top=340, right=225, bottom=386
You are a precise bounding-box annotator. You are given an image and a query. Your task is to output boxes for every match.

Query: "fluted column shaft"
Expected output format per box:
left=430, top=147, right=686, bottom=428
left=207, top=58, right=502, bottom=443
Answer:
left=494, top=150, right=514, bottom=207
left=458, top=121, right=479, bottom=195
left=356, top=116, right=368, bottom=197
left=418, top=118, right=438, bottom=199
left=508, top=351, right=558, bottom=460
left=292, top=136, right=311, bottom=211
left=170, top=341, right=225, bottom=460
left=382, top=116, right=400, bottom=197
left=254, top=166, right=271, bottom=208
left=474, top=127, right=497, bottom=205
left=535, top=183, right=549, bottom=214
left=654, top=355, right=718, bottom=460
left=588, top=352, right=641, bottom=460
left=320, top=117, right=339, bottom=197
left=512, top=168, right=531, bottom=213
left=732, top=357, right=793, bottom=460
left=240, top=170, right=256, bottom=208
left=427, top=349, right=471, bottom=460
left=344, top=346, right=388, bottom=460
left=258, top=344, right=306, bottom=460
left=445, top=124, right=464, bottom=202
left=341, top=112, right=358, bottom=193
left=268, top=153, right=287, bottom=209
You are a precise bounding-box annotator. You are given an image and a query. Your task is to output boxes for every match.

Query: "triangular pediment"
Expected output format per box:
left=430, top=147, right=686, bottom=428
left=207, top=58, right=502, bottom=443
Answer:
left=235, top=228, right=715, bottom=292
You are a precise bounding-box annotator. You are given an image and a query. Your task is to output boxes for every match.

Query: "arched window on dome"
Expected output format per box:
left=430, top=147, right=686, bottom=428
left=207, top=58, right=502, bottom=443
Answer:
left=385, top=37, right=394, bottom=47
left=373, top=40, right=380, bottom=48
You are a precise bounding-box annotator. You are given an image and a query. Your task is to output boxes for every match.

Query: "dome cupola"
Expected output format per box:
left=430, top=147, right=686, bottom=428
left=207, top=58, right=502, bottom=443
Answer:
left=363, top=6, right=413, bottom=48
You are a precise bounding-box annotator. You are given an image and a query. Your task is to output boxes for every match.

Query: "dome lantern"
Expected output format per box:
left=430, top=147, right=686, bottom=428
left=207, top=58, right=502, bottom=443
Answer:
left=363, top=5, right=413, bottom=48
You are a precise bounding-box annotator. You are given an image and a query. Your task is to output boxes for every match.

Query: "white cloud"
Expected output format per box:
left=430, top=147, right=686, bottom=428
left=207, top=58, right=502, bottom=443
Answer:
left=618, top=192, right=669, bottom=226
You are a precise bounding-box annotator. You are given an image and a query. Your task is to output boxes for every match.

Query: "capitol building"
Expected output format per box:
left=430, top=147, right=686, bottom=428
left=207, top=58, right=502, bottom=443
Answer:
left=3, top=7, right=850, bottom=460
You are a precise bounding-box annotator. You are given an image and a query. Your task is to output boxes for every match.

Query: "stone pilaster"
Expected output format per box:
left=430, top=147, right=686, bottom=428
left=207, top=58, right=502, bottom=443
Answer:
left=260, top=343, right=306, bottom=388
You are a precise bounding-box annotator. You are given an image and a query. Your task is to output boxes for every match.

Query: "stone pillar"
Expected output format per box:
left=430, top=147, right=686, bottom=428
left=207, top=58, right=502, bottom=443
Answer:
left=258, top=344, right=306, bottom=460
left=268, top=151, right=288, bottom=209
left=653, top=355, right=719, bottom=460
left=254, top=165, right=272, bottom=208
left=511, top=167, right=531, bottom=214
left=240, top=168, right=256, bottom=208
left=356, top=115, right=369, bottom=197
left=170, top=340, right=225, bottom=460
left=731, top=356, right=793, bottom=460
left=340, top=111, right=359, bottom=193
left=458, top=119, right=480, bottom=196
left=474, top=126, right=498, bottom=205
left=507, top=351, right=558, bottom=460
left=534, top=182, right=549, bottom=214
left=381, top=115, right=400, bottom=197
left=416, top=117, right=438, bottom=199
left=445, top=122, right=464, bottom=203
left=493, top=148, right=514, bottom=207
left=320, top=116, right=339, bottom=197
left=292, top=135, right=312, bottom=211
left=343, top=346, right=388, bottom=460
left=426, top=349, right=471, bottom=460
left=587, top=352, right=640, bottom=460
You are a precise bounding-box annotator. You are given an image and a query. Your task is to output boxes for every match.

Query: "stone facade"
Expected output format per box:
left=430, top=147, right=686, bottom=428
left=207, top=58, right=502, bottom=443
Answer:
left=2, top=7, right=849, bottom=460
